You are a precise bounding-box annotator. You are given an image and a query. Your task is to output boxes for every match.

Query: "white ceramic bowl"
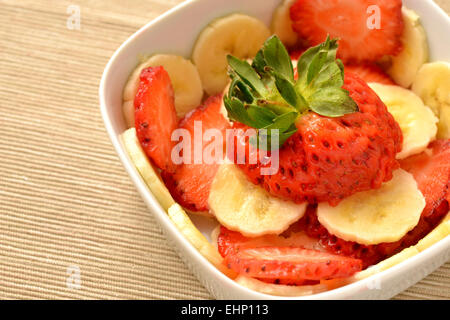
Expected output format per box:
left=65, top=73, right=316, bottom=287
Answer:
left=99, top=0, right=450, bottom=299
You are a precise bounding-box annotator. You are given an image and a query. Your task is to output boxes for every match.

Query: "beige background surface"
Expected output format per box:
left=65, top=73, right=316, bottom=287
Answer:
left=0, top=0, right=449, bottom=300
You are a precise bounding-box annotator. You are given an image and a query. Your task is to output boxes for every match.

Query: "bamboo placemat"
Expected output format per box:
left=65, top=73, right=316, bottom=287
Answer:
left=0, top=0, right=448, bottom=300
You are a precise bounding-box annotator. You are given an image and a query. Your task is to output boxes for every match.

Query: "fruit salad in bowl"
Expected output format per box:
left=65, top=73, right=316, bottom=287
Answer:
left=114, top=0, right=450, bottom=297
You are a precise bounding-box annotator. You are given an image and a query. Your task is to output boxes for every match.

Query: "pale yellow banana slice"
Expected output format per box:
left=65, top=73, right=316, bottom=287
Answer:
left=122, top=54, right=203, bottom=121
left=122, top=100, right=135, bottom=129
left=121, top=128, right=175, bottom=211
left=317, top=169, right=425, bottom=245
left=192, top=14, right=271, bottom=95
left=368, top=83, right=438, bottom=159
left=235, top=276, right=328, bottom=297
left=437, top=107, right=450, bottom=139
left=412, top=61, right=450, bottom=139
left=271, top=0, right=298, bottom=47
left=208, top=163, right=307, bottom=237
left=168, top=203, right=236, bottom=278
left=386, top=7, right=428, bottom=88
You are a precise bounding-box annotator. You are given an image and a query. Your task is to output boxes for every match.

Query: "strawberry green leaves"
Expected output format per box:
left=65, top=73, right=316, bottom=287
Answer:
left=227, top=56, right=267, bottom=96
left=295, top=37, right=358, bottom=117
left=262, top=35, right=295, bottom=82
left=224, top=35, right=358, bottom=150
left=309, top=87, right=359, bottom=117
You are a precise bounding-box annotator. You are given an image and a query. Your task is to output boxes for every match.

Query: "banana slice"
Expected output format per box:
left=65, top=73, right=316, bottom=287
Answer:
left=271, top=0, right=298, bottom=47
left=121, top=128, right=175, bottom=211
left=437, top=107, right=450, bottom=139
left=122, top=54, right=203, bottom=120
left=317, top=169, right=425, bottom=245
left=386, top=7, right=428, bottom=88
left=412, top=61, right=450, bottom=139
left=168, top=203, right=236, bottom=278
left=208, top=163, right=307, bottom=237
left=368, top=83, right=438, bottom=159
left=192, top=14, right=271, bottom=95
left=235, top=276, right=328, bottom=297
left=122, top=100, right=135, bottom=128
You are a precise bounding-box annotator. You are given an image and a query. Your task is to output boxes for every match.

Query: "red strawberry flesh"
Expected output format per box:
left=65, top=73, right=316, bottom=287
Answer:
left=345, top=64, right=395, bottom=85
left=217, top=224, right=324, bottom=258
left=162, top=95, right=231, bottom=212
left=290, top=0, right=404, bottom=63
left=135, top=66, right=178, bottom=173
left=400, top=140, right=450, bottom=217
left=224, top=247, right=362, bottom=281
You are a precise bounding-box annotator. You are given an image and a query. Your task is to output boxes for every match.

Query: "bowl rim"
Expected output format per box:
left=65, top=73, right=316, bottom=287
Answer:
left=99, top=0, right=450, bottom=299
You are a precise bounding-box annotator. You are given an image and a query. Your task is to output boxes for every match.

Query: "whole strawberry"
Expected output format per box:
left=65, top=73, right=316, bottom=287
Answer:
left=224, top=36, right=402, bottom=205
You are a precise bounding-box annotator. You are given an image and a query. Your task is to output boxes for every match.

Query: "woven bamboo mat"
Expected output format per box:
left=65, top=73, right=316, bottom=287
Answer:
left=0, top=0, right=448, bottom=300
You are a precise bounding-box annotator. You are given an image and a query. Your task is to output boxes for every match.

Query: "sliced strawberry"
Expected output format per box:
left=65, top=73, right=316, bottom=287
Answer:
left=400, top=140, right=450, bottom=217
left=218, top=222, right=361, bottom=281
left=224, top=247, right=362, bottom=281
left=218, top=226, right=251, bottom=257
left=345, top=64, right=395, bottom=85
left=258, top=278, right=316, bottom=286
left=135, top=66, right=178, bottom=173
left=162, top=95, right=231, bottom=212
left=217, top=227, right=279, bottom=257
left=217, top=225, right=323, bottom=258
left=290, top=0, right=403, bottom=63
